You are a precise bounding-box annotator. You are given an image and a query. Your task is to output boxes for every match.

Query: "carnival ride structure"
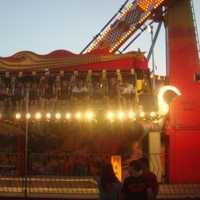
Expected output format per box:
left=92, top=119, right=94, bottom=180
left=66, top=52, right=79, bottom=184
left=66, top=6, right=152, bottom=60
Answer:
left=0, top=0, right=199, bottom=185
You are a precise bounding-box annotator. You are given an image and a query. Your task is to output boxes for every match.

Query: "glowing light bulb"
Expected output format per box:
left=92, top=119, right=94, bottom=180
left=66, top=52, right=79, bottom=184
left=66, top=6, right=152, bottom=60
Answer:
left=55, top=113, right=61, bottom=119
left=86, top=111, right=94, bottom=120
left=35, top=112, right=41, bottom=120
left=46, top=113, right=51, bottom=119
left=16, top=113, right=21, bottom=119
left=26, top=113, right=31, bottom=119
left=118, top=111, right=125, bottom=120
left=150, top=112, right=156, bottom=117
left=128, top=111, right=135, bottom=119
left=65, top=113, right=71, bottom=119
left=139, top=112, right=145, bottom=118
left=75, top=112, right=82, bottom=119
left=107, top=111, right=114, bottom=120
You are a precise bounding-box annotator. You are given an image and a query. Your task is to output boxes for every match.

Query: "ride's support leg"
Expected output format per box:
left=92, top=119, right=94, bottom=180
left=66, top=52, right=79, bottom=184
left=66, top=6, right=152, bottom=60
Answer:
left=148, top=131, right=162, bottom=182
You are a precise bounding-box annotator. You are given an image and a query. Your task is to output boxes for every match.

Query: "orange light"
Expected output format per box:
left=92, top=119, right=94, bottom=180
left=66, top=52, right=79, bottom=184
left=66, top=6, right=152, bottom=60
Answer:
left=138, top=0, right=164, bottom=11
left=111, top=155, right=122, bottom=182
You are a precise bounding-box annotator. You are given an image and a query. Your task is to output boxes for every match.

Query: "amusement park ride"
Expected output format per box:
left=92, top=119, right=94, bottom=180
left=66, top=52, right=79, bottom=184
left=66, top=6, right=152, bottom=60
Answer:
left=0, top=0, right=200, bottom=195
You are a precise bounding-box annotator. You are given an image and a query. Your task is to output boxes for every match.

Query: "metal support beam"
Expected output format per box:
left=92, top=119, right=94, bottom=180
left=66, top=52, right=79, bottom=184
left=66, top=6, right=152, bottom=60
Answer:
left=147, top=22, right=162, bottom=61
left=80, top=0, right=130, bottom=54
left=120, top=21, right=154, bottom=53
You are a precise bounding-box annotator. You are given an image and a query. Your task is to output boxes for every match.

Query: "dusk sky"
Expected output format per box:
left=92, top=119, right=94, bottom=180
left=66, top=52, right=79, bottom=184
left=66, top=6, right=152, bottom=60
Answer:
left=0, top=0, right=199, bottom=75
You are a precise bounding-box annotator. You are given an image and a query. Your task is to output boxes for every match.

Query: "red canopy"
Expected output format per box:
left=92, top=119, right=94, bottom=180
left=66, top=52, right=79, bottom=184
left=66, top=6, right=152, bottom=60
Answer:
left=0, top=50, right=148, bottom=73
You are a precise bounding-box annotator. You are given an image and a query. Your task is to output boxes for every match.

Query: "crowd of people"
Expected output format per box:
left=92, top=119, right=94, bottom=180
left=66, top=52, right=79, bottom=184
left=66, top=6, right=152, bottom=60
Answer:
left=0, top=72, right=144, bottom=114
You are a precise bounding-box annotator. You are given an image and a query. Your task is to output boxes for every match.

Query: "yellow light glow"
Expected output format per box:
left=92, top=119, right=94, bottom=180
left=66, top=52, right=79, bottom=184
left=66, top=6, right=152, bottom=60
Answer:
left=158, top=85, right=181, bottom=116
left=55, top=113, right=61, bottom=119
left=139, top=112, right=145, bottom=118
left=35, top=112, right=41, bottom=120
left=75, top=112, right=82, bottom=119
left=138, top=0, right=156, bottom=11
left=150, top=112, right=156, bottom=117
left=127, top=3, right=132, bottom=9
left=107, top=111, right=114, bottom=120
left=46, top=113, right=51, bottom=119
left=118, top=111, right=125, bottom=120
left=153, top=119, right=159, bottom=124
left=15, top=113, right=21, bottom=119
left=26, top=113, right=31, bottom=119
left=128, top=111, right=135, bottom=119
left=65, top=113, right=71, bottom=119
left=85, top=111, right=94, bottom=120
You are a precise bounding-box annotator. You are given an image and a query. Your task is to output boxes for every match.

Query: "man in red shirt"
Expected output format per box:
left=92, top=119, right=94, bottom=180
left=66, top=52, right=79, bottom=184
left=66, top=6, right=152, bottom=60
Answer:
left=137, top=157, right=159, bottom=199
left=121, top=160, right=151, bottom=200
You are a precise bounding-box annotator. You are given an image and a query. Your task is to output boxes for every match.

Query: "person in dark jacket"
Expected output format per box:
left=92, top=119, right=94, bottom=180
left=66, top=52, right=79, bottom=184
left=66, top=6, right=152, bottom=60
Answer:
left=137, top=157, right=159, bottom=199
left=100, top=163, right=121, bottom=200
left=120, top=160, right=154, bottom=200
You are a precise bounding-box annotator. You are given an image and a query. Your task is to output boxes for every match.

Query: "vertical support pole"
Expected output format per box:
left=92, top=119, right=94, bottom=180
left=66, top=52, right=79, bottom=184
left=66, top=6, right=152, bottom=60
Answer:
left=148, top=131, right=162, bottom=182
left=24, top=88, right=29, bottom=197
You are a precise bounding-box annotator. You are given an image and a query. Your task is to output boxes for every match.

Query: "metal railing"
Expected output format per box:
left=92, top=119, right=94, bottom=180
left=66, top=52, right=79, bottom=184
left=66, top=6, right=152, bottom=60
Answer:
left=0, top=152, right=166, bottom=181
left=0, top=153, right=18, bottom=176
left=1, top=152, right=200, bottom=199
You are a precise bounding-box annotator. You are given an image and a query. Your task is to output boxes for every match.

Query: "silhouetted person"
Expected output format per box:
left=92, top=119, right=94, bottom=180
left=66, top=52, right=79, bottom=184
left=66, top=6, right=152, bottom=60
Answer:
left=100, top=163, right=121, bottom=200
left=137, top=157, right=159, bottom=199
left=120, top=160, right=153, bottom=200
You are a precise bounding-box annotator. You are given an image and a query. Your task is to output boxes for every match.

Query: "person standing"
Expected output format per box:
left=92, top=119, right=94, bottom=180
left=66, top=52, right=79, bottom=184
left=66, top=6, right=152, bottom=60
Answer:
left=137, top=157, right=159, bottom=199
left=120, top=160, right=153, bottom=200
left=100, top=163, right=121, bottom=200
